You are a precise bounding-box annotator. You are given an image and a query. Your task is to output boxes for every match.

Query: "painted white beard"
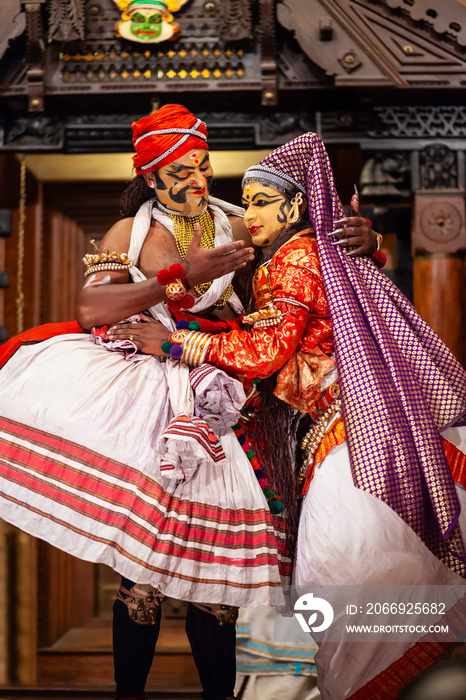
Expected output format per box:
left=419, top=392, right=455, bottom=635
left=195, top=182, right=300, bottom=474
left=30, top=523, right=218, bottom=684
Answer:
left=155, top=199, right=208, bottom=218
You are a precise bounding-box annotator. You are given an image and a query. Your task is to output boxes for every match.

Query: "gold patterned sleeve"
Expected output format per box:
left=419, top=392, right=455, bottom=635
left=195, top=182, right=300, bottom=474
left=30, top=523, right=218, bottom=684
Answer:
left=205, top=262, right=324, bottom=381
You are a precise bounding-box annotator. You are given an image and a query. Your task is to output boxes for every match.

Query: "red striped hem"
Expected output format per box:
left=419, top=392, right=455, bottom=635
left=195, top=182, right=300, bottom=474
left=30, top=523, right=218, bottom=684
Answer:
left=0, top=461, right=280, bottom=557
left=0, top=488, right=282, bottom=587
left=190, top=365, right=216, bottom=390
left=0, top=417, right=287, bottom=525
left=0, top=418, right=285, bottom=529
left=0, top=445, right=279, bottom=537
left=348, top=594, right=466, bottom=699
left=0, top=484, right=280, bottom=568
left=348, top=641, right=448, bottom=700
left=163, top=416, right=226, bottom=461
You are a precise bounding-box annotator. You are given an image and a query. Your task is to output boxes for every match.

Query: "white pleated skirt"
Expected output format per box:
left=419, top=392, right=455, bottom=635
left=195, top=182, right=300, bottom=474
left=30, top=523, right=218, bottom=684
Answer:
left=0, top=333, right=287, bottom=607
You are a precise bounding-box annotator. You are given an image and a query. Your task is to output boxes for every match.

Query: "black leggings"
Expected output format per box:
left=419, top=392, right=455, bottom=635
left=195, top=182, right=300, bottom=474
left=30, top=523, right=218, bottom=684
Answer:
left=113, top=577, right=236, bottom=700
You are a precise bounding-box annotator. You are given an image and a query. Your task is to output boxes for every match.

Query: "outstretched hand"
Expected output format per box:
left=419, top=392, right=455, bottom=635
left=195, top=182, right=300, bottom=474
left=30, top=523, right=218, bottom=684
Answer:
left=328, top=192, right=379, bottom=257
left=183, top=224, right=254, bottom=287
left=107, top=315, right=170, bottom=356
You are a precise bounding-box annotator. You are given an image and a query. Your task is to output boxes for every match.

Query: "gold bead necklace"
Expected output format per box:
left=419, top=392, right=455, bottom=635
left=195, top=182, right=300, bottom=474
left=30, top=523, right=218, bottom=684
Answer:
left=161, top=206, right=234, bottom=308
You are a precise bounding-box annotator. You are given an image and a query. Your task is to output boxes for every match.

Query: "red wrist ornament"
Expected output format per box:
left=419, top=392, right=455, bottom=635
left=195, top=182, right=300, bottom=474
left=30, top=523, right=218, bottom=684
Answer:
left=364, top=218, right=372, bottom=227
left=156, top=264, right=195, bottom=313
left=371, top=251, right=387, bottom=268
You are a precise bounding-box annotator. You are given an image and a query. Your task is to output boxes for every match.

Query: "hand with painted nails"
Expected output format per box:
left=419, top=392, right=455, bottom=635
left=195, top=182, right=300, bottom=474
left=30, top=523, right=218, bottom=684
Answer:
left=107, top=314, right=170, bottom=356
left=183, top=223, right=255, bottom=286
left=328, top=192, right=379, bottom=257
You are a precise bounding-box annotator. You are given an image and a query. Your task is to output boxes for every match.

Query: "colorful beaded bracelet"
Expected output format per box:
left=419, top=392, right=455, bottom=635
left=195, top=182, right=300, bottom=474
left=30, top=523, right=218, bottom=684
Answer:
left=161, top=319, right=202, bottom=359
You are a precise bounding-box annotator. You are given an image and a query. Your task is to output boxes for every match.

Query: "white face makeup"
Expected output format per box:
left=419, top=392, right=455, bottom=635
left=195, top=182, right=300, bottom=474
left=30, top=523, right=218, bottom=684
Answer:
left=241, top=181, right=290, bottom=247
left=148, top=149, right=213, bottom=214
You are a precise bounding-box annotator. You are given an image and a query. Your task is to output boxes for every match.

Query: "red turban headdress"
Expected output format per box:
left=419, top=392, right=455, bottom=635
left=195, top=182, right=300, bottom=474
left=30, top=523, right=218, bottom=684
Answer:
left=131, top=104, right=208, bottom=175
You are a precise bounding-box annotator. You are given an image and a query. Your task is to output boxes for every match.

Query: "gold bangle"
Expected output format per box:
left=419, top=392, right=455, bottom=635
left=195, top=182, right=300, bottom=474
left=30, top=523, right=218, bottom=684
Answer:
left=84, top=262, right=133, bottom=278
left=181, top=331, right=212, bottom=367
left=375, top=233, right=383, bottom=252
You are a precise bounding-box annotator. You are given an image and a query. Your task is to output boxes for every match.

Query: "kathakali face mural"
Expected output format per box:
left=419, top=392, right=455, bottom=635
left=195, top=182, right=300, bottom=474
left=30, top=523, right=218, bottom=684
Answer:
left=114, top=0, right=189, bottom=44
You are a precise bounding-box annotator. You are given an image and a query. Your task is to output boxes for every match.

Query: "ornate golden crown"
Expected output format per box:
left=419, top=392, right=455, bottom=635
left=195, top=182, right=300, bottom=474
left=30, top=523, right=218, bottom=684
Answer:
left=116, top=0, right=181, bottom=12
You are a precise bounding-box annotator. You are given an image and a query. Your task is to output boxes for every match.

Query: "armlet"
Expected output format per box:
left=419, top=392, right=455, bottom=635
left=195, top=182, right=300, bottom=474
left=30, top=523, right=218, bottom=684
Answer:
left=242, top=266, right=283, bottom=329
left=83, top=240, right=132, bottom=278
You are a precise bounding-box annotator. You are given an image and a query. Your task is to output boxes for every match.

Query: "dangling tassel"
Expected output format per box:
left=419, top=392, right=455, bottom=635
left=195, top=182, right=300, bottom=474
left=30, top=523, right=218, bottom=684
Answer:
left=286, top=192, right=303, bottom=224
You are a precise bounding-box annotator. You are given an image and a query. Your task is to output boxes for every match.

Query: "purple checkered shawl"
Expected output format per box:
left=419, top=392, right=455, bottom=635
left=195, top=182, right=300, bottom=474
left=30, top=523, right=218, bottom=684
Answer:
left=257, top=133, right=466, bottom=577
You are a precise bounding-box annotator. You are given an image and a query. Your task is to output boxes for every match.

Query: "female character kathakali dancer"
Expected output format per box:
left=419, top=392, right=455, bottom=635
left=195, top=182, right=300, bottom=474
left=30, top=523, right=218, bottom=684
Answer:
left=113, top=132, right=466, bottom=700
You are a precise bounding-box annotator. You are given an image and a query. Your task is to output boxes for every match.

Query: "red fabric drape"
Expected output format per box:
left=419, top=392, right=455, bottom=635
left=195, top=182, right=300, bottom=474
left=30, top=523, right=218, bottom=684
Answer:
left=0, top=321, right=83, bottom=368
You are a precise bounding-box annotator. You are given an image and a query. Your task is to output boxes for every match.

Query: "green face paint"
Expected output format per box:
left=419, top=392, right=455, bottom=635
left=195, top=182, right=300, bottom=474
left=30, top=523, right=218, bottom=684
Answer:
left=130, top=11, right=163, bottom=40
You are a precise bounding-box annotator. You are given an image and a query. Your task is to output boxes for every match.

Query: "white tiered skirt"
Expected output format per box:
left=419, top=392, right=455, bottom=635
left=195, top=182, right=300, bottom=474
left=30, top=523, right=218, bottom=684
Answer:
left=0, top=333, right=286, bottom=607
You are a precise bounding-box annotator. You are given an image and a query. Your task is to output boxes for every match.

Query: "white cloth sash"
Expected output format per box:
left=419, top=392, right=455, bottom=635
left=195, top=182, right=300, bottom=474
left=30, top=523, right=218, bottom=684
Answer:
left=128, top=198, right=244, bottom=329
left=126, top=197, right=245, bottom=448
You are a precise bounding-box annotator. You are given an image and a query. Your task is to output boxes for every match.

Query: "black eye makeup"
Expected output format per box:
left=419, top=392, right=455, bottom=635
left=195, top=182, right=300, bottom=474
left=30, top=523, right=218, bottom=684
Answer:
left=241, top=193, right=284, bottom=207
left=171, top=171, right=190, bottom=182
left=166, top=155, right=211, bottom=183
left=256, top=198, right=282, bottom=207
left=165, top=166, right=190, bottom=182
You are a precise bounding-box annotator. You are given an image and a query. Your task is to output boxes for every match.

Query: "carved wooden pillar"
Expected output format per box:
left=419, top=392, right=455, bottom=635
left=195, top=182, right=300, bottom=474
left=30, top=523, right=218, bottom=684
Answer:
left=13, top=531, right=38, bottom=684
left=412, top=145, right=466, bottom=366
left=21, top=0, right=46, bottom=112
left=0, top=211, right=11, bottom=343
left=44, top=210, right=85, bottom=323
left=0, top=524, right=38, bottom=685
left=258, top=0, right=278, bottom=105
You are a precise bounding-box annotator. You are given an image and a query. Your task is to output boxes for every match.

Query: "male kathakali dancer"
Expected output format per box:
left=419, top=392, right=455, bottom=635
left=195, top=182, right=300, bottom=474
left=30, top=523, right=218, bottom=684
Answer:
left=0, top=105, right=284, bottom=700
left=110, top=132, right=466, bottom=700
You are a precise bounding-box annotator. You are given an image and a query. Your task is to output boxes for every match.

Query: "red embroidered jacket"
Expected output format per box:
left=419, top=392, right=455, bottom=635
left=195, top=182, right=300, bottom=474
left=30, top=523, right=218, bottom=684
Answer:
left=205, top=230, right=335, bottom=412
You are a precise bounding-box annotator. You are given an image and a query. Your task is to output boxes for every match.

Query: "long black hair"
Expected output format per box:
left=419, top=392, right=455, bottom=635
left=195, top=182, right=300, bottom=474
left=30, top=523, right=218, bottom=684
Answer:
left=120, top=175, right=154, bottom=218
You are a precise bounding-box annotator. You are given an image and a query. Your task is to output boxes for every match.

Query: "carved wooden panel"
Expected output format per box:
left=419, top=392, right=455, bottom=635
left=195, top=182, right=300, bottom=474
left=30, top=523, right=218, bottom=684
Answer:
left=413, top=192, right=466, bottom=254
left=0, top=0, right=25, bottom=61
left=368, top=106, right=466, bottom=139
left=277, top=0, right=466, bottom=87
left=384, top=0, right=466, bottom=47
left=2, top=0, right=466, bottom=114
left=45, top=0, right=259, bottom=97
left=48, top=0, right=87, bottom=42
left=278, top=0, right=395, bottom=85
